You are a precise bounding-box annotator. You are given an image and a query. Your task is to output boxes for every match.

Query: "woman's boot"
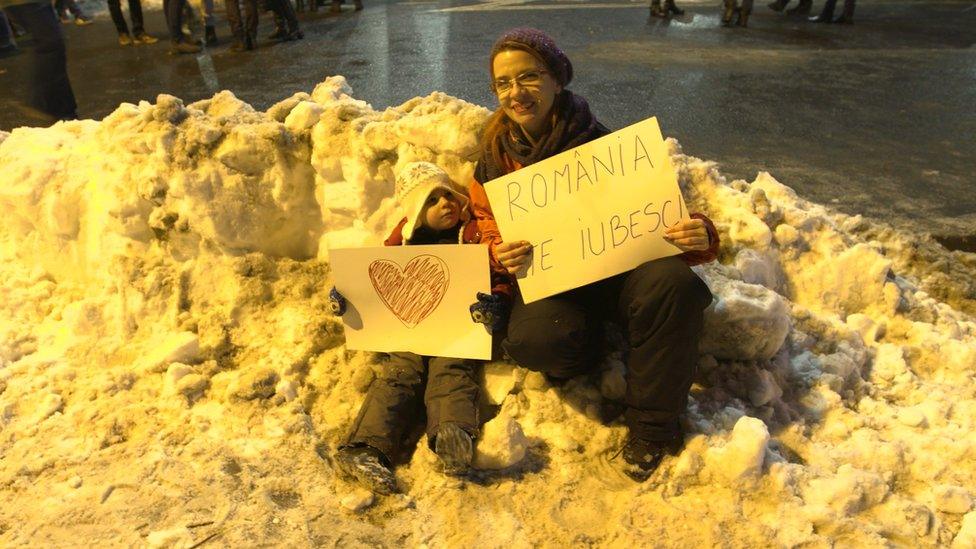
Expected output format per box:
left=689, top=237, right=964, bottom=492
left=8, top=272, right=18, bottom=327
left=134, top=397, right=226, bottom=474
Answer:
left=649, top=0, right=667, bottom=17
left=664, top=0, right=685, bottom=15
left=766, top=0, right=788, bottom=11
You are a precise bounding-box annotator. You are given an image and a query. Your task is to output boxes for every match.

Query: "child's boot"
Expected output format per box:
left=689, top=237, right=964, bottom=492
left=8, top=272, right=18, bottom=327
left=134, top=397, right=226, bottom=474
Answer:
left=334, top=445, right=398, bottom=494
left=434, top=423, right=473, bottom=475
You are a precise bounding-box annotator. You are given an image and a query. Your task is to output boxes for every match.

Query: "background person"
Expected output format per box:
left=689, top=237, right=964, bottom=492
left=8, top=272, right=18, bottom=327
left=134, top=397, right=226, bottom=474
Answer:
left=469, top=28, right=720, bottom=482
left=107, top=0, right=157, bottom=45
left=1, top=0, right=77, bottom=122
left=0, top=10, right=18, bottom=55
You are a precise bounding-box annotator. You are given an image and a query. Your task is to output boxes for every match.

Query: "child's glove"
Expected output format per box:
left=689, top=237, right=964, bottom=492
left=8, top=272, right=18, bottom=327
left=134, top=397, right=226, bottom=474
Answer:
left=329, top=287, right=347, bottom=316
left=469, top=292, right=508, bottom=333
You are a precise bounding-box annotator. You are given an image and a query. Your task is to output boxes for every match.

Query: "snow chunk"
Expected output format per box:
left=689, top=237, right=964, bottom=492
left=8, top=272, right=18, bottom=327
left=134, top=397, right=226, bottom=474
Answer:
left=705, top=416, right=769, bottom=482
left=482, top=362, right=518, bottom=406
left=284, top=101, right=325, bottom=133
left=802, top=464, right=889, bottom=517
left=700, top=270, right=790, bottom=360
left=954, top=512, right=976, bottom=548
left=146, top=526, right=193, bottom=548
left=934, top=485, right=974, bottom=514
left=599, top=360, right=627, bottom=402
left=340, top=488, right=375, bottom=512
left=473, top=414, right=528, bottom=470
left=140, top=332, right=200, bottom=373
left=227, top=368, right=279, bottom=401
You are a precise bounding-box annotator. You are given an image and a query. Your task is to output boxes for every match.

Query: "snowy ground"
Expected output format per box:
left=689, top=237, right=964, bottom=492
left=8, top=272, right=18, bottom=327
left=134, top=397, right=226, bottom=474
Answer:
left=1, top=77, right=974, bottom=547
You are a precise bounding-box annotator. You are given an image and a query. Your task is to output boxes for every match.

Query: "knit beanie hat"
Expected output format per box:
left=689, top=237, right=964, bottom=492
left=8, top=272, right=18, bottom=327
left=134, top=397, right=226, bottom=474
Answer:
left=394, top=162, right=470, bottom=243
left=490, top=28, right=573, bottom=87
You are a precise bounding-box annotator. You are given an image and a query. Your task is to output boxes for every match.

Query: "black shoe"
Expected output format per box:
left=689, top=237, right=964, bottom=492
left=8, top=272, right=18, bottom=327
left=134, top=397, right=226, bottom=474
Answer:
left=334, top=445, right=398, bottom=494
left=283, top=29, right=304, bottom=41
left=649, top=1, right=666, bottom=16
left=267, top=26, right=288, bottom=41
left=245, top=33, right=255, bottom=50
left=434, top=423, right=473, bottom=476
left=767, top=0, right=788, bottom=11
left=205, top=25, right=218, bottom=46
left=620, top=435, right=683, bottom=482
left=785, top=0, right=810, bottom=14
left=808, top=10, right=833, bottom=21
left=664, top=0, right=684, bottom=15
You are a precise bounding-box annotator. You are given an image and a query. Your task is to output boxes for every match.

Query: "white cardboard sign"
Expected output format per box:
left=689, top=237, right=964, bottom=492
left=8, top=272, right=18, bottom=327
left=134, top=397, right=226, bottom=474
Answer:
left=483, top=116, right=688, bottom=303
left=330, top=244, right=492, bottom=360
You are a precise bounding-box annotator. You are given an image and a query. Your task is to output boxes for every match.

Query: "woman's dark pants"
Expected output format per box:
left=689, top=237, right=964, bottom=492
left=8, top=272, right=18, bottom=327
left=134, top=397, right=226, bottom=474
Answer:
left=345, top=352, right=479, bottom=461
left=502, top=256, right=713, bottom=442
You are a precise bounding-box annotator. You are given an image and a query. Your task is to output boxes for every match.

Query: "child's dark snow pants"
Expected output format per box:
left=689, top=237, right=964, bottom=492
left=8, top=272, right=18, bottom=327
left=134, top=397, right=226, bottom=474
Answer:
left=345, top=352, right=479, bottom=460
left=502, top=256, right=713, bottom=443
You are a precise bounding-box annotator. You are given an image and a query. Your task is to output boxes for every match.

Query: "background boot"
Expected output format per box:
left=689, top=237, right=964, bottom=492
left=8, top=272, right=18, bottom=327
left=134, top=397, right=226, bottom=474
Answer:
left=809, top=0, right=836, bottom=21
left=205, top=25, right=217, bottom=46
left=664, top=0, right=684, bottom=15
left=736, top=7, right=750, bottom=25
left=767, top=0, right=788, bottom=11
left=785, top=0, right=810, bottom=15
left=833, top=0, right=854, bottom=22
left=649, top=0, right=666, bottom=17
left=722, top=0, right=737, bottom=25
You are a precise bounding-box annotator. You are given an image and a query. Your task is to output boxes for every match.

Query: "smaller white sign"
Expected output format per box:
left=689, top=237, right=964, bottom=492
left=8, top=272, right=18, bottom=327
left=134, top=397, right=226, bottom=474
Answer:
left=330, top=244, right=492, bottom=360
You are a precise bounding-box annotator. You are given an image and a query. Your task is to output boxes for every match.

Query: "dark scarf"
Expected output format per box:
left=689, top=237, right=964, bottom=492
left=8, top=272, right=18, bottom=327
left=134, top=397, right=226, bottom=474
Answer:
left=474, top=90, right=611, bottom=184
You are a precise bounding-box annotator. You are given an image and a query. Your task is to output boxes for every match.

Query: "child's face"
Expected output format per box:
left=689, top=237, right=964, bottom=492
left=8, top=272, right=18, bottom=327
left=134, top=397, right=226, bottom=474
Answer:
left=421, top=188, right=461, bottom=231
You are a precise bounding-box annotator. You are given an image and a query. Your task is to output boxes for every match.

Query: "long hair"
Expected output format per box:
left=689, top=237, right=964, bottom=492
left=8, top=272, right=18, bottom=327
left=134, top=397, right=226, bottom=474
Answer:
left=481, top=45, right=562, bottom=169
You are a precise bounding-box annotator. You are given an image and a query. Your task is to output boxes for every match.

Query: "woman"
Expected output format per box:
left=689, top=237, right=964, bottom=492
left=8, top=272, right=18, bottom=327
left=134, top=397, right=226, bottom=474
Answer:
left=468, top=28, right=720, bottom=482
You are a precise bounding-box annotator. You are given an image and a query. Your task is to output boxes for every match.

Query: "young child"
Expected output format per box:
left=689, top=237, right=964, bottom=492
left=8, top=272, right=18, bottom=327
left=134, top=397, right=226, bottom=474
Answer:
left=329, top=162, right=511, bottom=494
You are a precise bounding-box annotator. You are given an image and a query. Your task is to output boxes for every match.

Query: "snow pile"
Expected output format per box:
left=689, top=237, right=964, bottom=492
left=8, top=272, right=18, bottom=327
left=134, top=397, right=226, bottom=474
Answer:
left=1, top=77, right=975, bottom=547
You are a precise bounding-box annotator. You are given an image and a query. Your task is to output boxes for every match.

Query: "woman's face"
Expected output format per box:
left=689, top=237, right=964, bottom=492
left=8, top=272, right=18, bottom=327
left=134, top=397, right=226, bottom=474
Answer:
left=492, top=49, right=562, bottom=139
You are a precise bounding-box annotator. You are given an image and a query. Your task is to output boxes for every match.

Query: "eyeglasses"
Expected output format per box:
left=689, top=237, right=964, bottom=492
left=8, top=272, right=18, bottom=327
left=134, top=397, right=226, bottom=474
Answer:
left=491, top=70, right=549, bottom=95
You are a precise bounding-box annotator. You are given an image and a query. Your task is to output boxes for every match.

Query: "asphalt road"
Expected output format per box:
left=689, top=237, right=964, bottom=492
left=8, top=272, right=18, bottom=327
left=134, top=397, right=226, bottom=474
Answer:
left=2, top=0, right=974, bottom=247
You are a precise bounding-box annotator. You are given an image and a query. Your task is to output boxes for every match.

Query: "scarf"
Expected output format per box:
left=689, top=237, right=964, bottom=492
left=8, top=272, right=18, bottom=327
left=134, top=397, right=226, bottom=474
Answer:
left=474, top=90, right=611, bottom=184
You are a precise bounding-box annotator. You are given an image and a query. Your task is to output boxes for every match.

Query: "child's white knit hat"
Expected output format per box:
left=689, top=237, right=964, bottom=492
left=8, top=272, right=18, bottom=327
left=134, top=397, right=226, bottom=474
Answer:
left=395, top=162, right=470, bottom=242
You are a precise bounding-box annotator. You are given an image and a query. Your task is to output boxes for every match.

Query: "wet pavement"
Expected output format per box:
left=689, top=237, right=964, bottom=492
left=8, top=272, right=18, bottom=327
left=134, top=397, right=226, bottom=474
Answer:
left=1, top=0, right=974, bottom=245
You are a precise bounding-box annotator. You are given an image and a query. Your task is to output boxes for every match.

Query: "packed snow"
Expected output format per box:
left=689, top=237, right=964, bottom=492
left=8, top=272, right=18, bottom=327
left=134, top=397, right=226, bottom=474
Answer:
left=1, top=76, right=974, bottom=547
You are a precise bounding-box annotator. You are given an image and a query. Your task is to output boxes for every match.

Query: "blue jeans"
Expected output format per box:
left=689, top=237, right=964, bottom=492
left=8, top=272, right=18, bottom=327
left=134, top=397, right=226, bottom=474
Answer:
left=2, top=2, right=77, bottom=120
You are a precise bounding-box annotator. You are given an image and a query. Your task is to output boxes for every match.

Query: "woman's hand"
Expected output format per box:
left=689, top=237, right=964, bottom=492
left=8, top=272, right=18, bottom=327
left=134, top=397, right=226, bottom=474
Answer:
left=664, top=218, right=710, bottom=252
left=494, top=240, right=533, bottom=275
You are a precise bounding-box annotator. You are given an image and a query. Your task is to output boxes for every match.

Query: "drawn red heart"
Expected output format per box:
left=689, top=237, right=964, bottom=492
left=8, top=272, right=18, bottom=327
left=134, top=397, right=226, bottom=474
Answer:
left=368, top=255, right=451, bottom=328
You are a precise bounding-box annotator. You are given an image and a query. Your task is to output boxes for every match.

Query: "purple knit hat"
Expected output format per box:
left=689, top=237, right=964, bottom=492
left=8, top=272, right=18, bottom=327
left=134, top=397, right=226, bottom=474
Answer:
left=490, top=28, right=573, bottom=87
